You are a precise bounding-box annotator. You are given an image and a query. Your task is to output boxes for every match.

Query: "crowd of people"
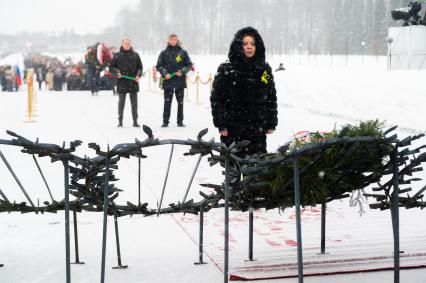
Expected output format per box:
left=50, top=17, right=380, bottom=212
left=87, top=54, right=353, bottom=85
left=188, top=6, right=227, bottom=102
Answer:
left=0, top=48, right=118, bottom=93
left=27, top=55, right=70, bottom=91
left=0, top=65, right=21, bottom=92
left=26, top=52, right=117, bottom=92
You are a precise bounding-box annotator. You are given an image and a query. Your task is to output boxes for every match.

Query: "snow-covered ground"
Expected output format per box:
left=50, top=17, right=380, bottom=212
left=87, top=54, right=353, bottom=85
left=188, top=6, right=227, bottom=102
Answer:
left=0, top=55, right=426, bottom=282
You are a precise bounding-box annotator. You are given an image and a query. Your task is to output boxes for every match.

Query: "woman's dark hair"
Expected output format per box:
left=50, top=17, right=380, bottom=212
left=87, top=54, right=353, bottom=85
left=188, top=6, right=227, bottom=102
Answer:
left=242, top=33, right=255, bottom=41
left=228, top=27, right=265, bottom=65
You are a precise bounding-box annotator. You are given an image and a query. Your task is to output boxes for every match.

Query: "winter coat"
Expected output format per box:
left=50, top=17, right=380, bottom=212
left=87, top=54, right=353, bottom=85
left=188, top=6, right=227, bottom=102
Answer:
left=156, top=45, right=192, bottom=90
left=110, top=47, right=143, bottom=94
left=85, top=48, right=100, bottom=68
left=67, top=74, right=82, bottom=90
left=4, top=68, right=14, bottom=83
left=35, top=65, right=46, bottom=82
left=210, top=27, right=278, bottom=154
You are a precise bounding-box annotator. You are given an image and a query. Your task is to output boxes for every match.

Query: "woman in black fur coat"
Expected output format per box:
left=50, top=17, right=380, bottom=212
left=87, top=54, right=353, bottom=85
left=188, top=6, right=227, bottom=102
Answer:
left=210, top=27, right=278, bottom=155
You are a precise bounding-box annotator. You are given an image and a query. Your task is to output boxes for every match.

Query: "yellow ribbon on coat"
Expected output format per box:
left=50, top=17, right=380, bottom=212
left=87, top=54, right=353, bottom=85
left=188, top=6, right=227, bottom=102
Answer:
left=261, top=70, right=270, bottom=84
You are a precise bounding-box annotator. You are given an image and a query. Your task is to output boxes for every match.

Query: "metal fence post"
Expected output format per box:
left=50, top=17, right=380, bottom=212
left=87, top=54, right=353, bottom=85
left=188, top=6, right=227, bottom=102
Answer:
left=63, top=161, right=71, bottom=283
left=100, top=156, right=110, bottom=283
left=293, top=158, right=304, bottom=283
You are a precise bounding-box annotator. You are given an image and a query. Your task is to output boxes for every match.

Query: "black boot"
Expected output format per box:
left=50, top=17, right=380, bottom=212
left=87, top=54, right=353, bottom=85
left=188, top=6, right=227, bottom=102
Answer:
left=133, top=122, right=140, bottom=127
left=118, top=119, right=123, bottom=127
left=161, top=122, right=169, bottom=127
left=177, top=122, right=185, bottom=127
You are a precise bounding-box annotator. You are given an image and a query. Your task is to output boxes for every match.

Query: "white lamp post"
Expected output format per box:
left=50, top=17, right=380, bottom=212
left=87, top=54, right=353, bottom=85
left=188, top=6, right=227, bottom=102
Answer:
left=387, top=37, right=394, bottom=71
left=361, top=41, right=366, bottom=64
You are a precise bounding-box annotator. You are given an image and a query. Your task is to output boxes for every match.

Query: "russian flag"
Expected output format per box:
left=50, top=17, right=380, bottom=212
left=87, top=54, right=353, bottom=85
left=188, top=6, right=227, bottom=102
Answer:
left=15, top=66, right=22, bottom=86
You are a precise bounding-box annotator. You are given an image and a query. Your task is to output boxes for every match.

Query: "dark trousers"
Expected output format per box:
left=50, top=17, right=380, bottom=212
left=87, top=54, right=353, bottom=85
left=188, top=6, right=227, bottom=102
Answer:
left=111, top=78, right=117, bottom=95
left=118, top=92, right=138, bottom=123
left=163, top=88, right=184, bottom=124
left=53, top=77, right=63, bottom=91
left=87, top=66, right=100, bottom=94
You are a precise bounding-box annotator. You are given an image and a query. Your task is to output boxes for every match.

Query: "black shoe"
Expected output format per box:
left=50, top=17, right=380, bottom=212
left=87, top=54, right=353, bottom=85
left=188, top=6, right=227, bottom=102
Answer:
left=177, top=122, right=185, bottom=127
left=161, top=123, right=169, bottom=127
left=133, top=122, right=140, bottom=127
left=118, top=122, right=123, bottom=127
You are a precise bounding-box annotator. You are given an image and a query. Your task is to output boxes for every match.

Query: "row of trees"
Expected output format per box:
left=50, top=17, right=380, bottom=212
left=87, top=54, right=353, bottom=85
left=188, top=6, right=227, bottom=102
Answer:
left=106, top=0, right=411, bottom=55
left=0, top=0, right=414, bottom=55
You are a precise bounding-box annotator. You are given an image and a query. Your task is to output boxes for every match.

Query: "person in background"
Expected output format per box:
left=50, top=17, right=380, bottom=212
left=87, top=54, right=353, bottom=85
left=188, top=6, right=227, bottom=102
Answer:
left=156, top=33, right=192, bottom=127
left=35, top=65, right=46, bottom=90
left=53, top=66, right=64, bottom=91
left=85, top=45, right=101, bottom=95
left=0, top=65, right=5, bottom=91
left=3, top=66, right=15, bottom=92
left=275, top=62, right=286, bottom=72
left=45, top=68, right=54, bottom=91
left=110, top=38, right=143, bottom=128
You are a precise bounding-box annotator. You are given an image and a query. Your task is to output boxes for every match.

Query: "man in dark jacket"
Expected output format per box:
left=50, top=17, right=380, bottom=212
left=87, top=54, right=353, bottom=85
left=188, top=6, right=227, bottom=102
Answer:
left=53, top=67, right=64, bottom=91
left=85, top=46, right=101, bottom=96
left=210, top=27, right=278, bottom=155
left=35, top=65, right=46, bottom=90
left=110, top=38, right=143, bottom=127
left=156, top=34, right=192, bottom=127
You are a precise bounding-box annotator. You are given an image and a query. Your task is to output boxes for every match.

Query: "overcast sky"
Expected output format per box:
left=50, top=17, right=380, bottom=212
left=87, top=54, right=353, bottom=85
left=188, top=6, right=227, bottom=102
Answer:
left=0, top=0, right=139, bottom=35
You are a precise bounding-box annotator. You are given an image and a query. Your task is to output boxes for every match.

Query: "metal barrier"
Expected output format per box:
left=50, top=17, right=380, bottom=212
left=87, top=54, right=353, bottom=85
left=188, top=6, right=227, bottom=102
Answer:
left=0, top=125, right=425, bottom=283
